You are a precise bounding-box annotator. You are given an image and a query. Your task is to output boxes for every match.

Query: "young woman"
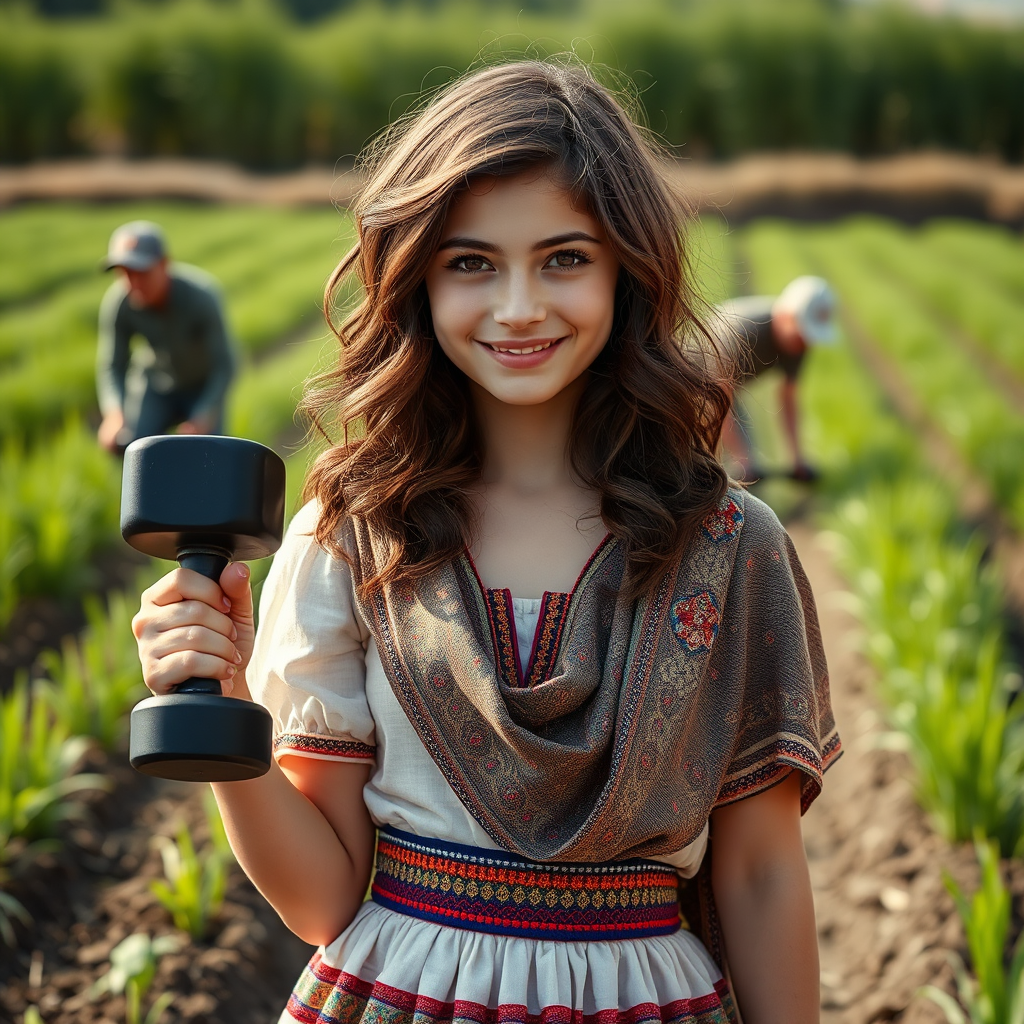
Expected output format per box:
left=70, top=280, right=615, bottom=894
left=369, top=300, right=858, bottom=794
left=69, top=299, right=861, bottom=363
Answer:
left=133, top=61, right=840, bottom=1024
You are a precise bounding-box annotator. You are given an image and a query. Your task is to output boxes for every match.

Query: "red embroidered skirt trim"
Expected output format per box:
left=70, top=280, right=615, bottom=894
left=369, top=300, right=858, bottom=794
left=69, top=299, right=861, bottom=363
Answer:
left=371, top=827, right=681, bottom=941
left=285, top=953, right=736, bottom=1024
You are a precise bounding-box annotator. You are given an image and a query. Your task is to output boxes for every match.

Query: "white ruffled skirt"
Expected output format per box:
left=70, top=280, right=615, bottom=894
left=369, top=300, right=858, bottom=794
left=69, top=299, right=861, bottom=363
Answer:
left=280, top=901, right=734, bottom=1024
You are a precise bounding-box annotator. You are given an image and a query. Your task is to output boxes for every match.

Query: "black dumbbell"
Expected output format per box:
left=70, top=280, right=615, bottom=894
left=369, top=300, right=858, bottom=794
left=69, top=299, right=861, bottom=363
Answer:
left=121, top=435, right=286, bottom=782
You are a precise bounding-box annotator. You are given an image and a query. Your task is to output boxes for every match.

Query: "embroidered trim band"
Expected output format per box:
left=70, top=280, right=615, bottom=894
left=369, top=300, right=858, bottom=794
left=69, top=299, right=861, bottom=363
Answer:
left=285, top=953, right=737, bottom=1024
left=371, top=827, right=681, bottom=941
left=274, top=733, right=376, bottom=760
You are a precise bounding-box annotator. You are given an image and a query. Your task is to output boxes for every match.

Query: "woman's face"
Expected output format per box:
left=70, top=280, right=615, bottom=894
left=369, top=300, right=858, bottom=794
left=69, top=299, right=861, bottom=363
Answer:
left=425, top=169, right=620, bottom=408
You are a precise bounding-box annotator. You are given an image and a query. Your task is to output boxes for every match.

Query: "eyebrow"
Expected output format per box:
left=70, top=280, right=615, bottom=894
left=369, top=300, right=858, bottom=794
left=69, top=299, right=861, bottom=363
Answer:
left=437, top=231, right=603, bottom=254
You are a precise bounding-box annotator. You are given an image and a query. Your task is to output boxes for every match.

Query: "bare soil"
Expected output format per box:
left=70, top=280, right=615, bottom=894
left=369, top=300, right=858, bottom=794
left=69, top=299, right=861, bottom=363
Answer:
left=0, top=750, right=314, bottom=1024
left=792, top=522, right=986, bottom=1024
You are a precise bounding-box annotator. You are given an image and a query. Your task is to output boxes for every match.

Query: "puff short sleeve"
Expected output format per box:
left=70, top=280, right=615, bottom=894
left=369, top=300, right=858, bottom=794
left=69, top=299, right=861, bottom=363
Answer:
left=710, top=494, right=841, bottom=813
left=247, top=501, right=376, bottom=765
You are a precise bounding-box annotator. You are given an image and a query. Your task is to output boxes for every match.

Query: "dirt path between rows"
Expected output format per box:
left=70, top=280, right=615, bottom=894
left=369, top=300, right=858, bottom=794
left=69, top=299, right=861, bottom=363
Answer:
left=790, top=520, right=985, bottom=1024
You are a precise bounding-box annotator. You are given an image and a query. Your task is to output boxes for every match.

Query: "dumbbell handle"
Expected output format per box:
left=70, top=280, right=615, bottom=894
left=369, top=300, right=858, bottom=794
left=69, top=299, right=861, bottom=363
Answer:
left=175, top=544, right=232, bottom=697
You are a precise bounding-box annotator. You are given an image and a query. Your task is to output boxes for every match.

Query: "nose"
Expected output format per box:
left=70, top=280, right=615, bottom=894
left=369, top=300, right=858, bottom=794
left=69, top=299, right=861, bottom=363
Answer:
left=493, top=270, right=546, bottom=331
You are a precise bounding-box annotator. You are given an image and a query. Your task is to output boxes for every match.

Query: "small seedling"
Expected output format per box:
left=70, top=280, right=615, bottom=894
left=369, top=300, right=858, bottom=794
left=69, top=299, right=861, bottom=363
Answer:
left=150, top=797, right=232, bottom=940
left=0, top=889, right=32, bottom=946
left=90, top=932, right=180, bottom=1024
left=921, top=837, right=1024, bottom=1024
left=0, top=676, right=110, bottom=854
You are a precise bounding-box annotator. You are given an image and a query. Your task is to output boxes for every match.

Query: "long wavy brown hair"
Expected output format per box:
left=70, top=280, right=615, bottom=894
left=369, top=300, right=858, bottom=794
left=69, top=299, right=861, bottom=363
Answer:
left=302, top=59, right=730, bottom=599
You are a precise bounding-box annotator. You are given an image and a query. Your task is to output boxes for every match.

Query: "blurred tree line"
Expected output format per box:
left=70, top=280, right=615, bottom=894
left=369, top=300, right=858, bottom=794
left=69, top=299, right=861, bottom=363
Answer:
left=1, top=0, right=1022, bottom=166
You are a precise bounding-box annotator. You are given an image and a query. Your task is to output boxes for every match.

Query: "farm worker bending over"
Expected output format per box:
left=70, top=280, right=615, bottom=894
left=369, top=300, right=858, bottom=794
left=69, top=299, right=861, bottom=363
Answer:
left=95, top=221, right=237, bottom=454
left=714, top=275, right=837, bottom=484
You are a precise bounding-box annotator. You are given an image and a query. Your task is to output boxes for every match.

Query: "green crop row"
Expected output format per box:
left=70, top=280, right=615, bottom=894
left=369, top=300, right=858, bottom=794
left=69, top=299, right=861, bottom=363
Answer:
left=0, top=334, right=321, bottom=628
left=0, top=204, right=350, bottom=439
left=738, top=220, right=1024, bottom=853
left=0, top=202, right=346, bottom=324
left=3, top=0, right=1024, bottom=166
left=830, top=217, right=1024, bottom=388
left=0, top=418, right=122, bottom=626
left=800, top=223, right=1024, bottom=532
left=0, top=203, right=286, bottom=312
left=924, top=221, right=1024, bottom=300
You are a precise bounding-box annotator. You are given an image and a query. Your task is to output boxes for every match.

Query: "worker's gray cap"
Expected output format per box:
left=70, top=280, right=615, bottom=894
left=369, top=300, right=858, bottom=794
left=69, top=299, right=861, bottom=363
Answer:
left=102, top=221, right=167, bottom=271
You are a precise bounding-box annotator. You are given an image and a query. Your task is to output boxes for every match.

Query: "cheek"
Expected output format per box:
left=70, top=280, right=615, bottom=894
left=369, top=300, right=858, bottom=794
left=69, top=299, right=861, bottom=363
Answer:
left=567, top=276, right=617, bottom=342
left=427, top=281, right=474, bottom=342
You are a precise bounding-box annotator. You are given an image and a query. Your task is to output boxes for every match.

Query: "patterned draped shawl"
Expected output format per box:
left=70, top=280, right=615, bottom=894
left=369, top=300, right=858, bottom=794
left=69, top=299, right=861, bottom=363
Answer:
left=345, top=489, right=840, bottom=866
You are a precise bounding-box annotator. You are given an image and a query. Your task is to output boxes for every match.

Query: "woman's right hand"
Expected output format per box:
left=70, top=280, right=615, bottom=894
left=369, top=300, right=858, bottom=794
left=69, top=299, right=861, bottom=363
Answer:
left=132, top=562, right=255, bottom=697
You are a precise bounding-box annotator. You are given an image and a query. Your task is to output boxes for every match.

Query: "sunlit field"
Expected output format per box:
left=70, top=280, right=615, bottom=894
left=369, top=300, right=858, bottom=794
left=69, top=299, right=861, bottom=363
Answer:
left=3, top=201, right=1024, bottom=1020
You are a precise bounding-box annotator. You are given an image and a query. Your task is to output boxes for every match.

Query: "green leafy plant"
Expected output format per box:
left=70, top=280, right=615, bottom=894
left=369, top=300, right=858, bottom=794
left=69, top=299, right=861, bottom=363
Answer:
left=0, top=889, right=32, bottom=947
left=889, top=638, right=1024, bottom=854
left=0, top=677, right=109, bottom=946
left=826, top=483, right=1024, bottom=852
left=37, top=586, right=153, bottom=750
left=0, top=418, right=122, bottom=616
left=149, top=794, right=233, bottom=940
left=90, top=932, right=180, bottom=1024
left=921, top=838, right=1024, bottom=1024
left=806, top=222, right=1024, bottom=531
left=0, top=676, right=109, bottom=853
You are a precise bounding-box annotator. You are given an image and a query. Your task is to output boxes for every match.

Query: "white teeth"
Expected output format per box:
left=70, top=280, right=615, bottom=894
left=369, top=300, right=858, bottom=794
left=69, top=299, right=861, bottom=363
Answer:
left=490, top=340, right=557, bottom=354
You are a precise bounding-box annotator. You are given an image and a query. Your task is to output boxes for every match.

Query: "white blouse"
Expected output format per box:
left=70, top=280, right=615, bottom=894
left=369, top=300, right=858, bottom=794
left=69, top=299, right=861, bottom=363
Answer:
left=248, top=501, right=708, bottom=877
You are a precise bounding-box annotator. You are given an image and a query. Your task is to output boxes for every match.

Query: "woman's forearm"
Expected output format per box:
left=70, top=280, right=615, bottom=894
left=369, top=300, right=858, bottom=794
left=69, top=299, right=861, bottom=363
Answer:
left=714, top=858, right=820, bottom=1024
left=210, top=679, right=375, bottom=946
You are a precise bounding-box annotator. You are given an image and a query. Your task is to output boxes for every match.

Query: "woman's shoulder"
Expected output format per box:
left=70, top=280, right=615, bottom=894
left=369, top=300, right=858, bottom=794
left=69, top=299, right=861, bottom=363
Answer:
left=287, top=498, right=320, bottom=534
left=731, top=487, right=786, bottom=542
left=274, top=500, right=355, bottom=578
left=704, top=486, right=787, bottom=550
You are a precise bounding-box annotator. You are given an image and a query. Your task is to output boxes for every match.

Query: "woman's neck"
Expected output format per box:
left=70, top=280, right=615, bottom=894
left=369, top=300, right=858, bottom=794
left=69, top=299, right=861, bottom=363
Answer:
left=471, top=377, right=583, bottom=493
left=465, top=375, right=605, bottom=598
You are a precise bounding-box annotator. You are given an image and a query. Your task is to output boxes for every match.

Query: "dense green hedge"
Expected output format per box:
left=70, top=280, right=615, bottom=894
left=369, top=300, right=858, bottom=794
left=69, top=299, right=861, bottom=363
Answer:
left=2, top=0, right=1024, bottom=166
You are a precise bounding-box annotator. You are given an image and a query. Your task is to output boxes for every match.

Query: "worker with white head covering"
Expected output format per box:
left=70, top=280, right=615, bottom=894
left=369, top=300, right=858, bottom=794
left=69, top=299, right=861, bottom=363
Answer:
left=713, top=275, right=838, bottom=483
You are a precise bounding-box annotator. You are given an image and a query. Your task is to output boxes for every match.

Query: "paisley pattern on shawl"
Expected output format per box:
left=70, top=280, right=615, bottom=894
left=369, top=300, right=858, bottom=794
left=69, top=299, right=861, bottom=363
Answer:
left=344, top=489, right=839, bottom=866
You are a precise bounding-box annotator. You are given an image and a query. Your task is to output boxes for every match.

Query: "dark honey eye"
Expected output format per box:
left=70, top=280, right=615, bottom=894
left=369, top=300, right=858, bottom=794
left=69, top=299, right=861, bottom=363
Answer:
left=547, top=249, right=591, bottom=269
left=444, top=253, right=491, bottom=273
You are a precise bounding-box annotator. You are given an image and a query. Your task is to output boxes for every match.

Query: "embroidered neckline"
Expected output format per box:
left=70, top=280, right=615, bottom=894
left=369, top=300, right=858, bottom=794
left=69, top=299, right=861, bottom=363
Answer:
left=463, top=533, right=616, bottom=689
left=483, top=588, right=570, bottom=688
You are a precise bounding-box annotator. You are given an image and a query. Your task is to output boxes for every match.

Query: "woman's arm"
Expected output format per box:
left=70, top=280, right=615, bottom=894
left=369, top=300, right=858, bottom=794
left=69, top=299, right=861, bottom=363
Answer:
left=133, top=563, right=376, bottom=946
left=710, top=771, right=819, bottom=1024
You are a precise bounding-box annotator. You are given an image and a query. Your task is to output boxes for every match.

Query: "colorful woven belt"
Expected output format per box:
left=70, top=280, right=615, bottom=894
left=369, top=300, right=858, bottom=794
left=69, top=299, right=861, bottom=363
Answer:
left=371, top=826, right=681, bottom=941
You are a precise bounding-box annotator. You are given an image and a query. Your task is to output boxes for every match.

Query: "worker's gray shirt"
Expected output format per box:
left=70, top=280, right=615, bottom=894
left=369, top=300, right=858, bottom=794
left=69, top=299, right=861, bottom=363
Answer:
left=712, top=295, right=805, bottom=383
left=96, top=263, right=237, bottom=419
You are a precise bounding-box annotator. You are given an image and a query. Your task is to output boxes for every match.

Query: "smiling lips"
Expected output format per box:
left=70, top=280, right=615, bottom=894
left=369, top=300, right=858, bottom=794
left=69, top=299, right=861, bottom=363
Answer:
left=476, top=337, right=565, bottom=369
left=479, top=337, right=563, bottom=355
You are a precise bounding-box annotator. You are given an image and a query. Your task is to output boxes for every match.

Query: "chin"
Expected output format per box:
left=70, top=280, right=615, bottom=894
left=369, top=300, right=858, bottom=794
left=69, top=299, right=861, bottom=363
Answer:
left=484, top=381, right=569, bottom=406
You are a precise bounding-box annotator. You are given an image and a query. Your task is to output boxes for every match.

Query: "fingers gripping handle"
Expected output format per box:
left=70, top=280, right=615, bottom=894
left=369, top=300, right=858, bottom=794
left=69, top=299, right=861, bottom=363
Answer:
left=176, top=545, right=232, bottom=696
